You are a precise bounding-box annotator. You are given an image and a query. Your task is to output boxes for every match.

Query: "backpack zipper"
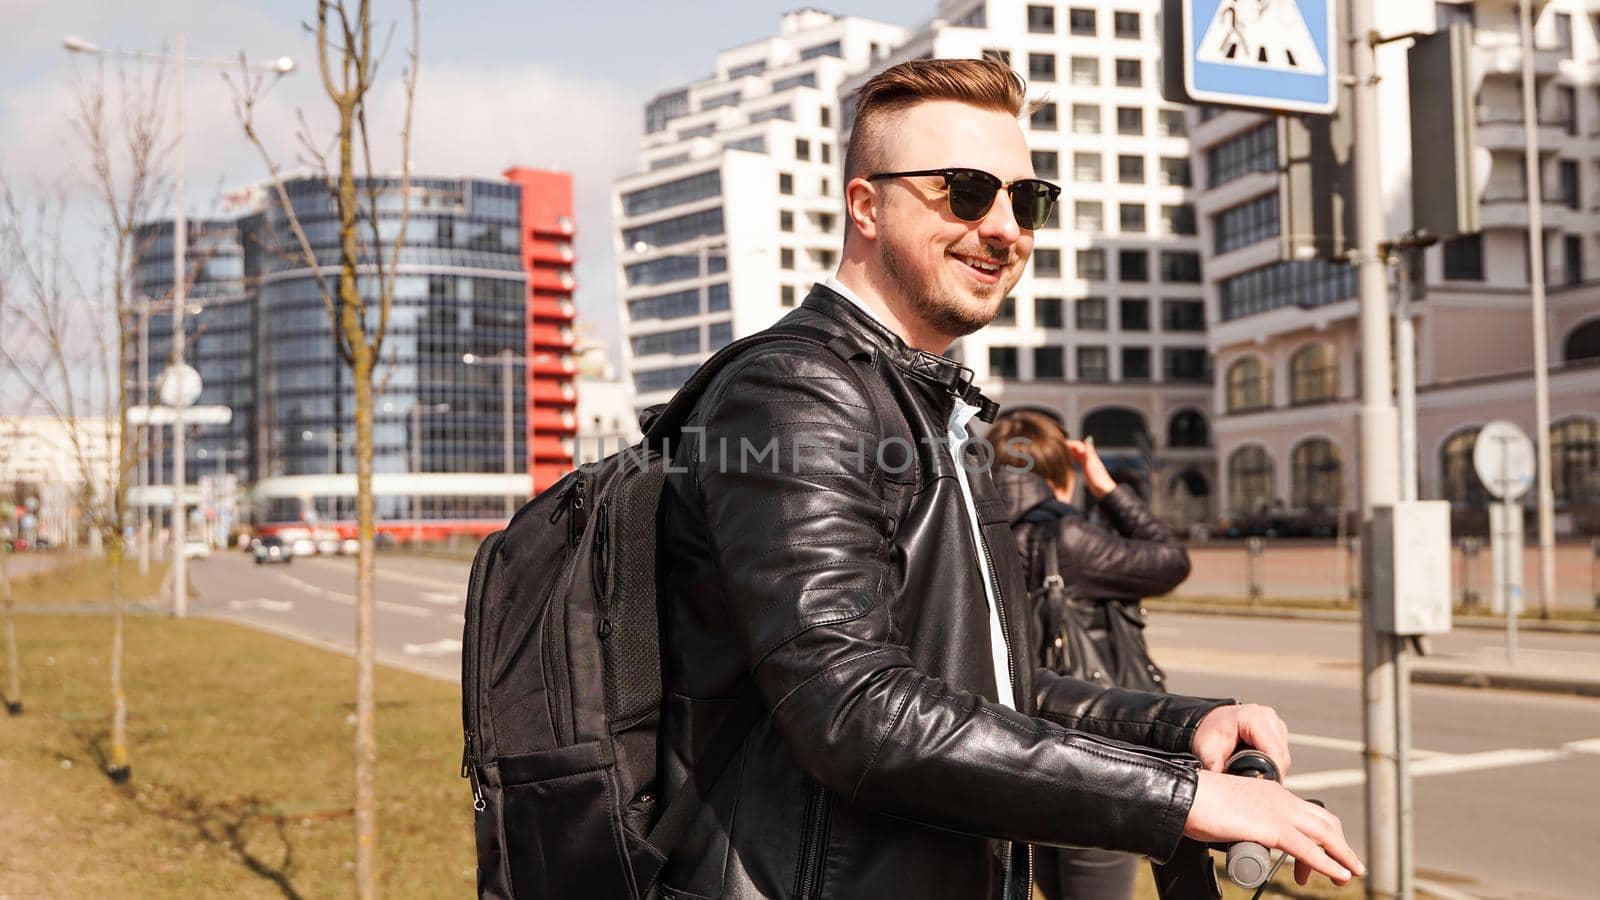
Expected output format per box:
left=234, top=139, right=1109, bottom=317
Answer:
left=461, top=530, right=504, bottom=812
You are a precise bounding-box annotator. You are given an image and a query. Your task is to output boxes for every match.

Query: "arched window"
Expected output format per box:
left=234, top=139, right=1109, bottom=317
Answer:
left=1226, top=357, right=1271, bottom=413
left=1290, top=439, right=1342, bottom=511
left=1289, top=342, right=1339, bottom=405
left=1080, top=407, right=1149, bottom=448
left=1551, top=417, right=1600, bottom=503
left=1168, top=409, right=1210, bottom=448
left=1566, top=318, right=1600, bottom=363
left=1440, top=427, right=1489, bottom=506
left=1227, top=445, right=1275, bottom=515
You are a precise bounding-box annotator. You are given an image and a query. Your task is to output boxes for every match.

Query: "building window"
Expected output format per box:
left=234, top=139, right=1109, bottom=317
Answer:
left=1034, top=248, right=1063, bottom=277
left=1036, top=296, right=1064, bottom=328
left=820, top=107, right=832, bottom=128
left=631, top=325, right=703, bottom=357
left=820, top=177, right=830, bottom=195
left=1114, top=59, right=1142, bottom=87
left=982, top=47, right=1012, bottom=66
left=989, top=346, right=1020, bottom=379
left=1071, top=103, right=1099, bottom=134
left=772, top=72, right=818, bottom=93
left=800, top=39, right=843, bottom=60
left=1076, top=296, right=1108, bottom=330
left=1032, top=102, right=1059, bottom=131
left=1162, top=204, right=1197, bottom=235
left=1074, top=152, right=1102, bottom=182
left=728, top=60, right=766, bottom=80
left=1119, top=203, right=1146, bottom=233
left=1214, top=192, right=1280, bottom=254
left=1555, top=12, right=1574, bottom=57
left=779, top=172, right=794, bottom=195
left=820, top=143, right=831, bottom=164
left=1034, top=346, right=1065, bottom=380
left=993, top=296, right=1017, bottom=325
left=1075, top=200, right=1104, bottom=231
left=1565, top=234, right=1584, bottom=285
left=1028, top=4, right=1056, bottom=33
left=700, top=91, right=740, bottom=112
left=1291, top=439, right=1342, bottom=510
left=1114, top=10, right=1140, bottom=38
left=1162, top=299, right=1206, bottom=332
left=1032, top=150, right=1060, bottom=179
left=1116, top=106, right=1143, bottom=135
left=620, top=206, right=724, bottom=248
left=1118, top=154, right=1144, bottom=183
left=1071, top=56, right=1099, bottom=85
left=1441, top=427, right=1489, bottom=506
left=1228, top=446, right=1276, bottom=515
left=1119, top=298, right=1149, bottom=331
left=781, top=284, right=796, bottom=306
left=795, top=138, right=811, bottom=161
left=1226, top=357, right=1272, bottom=412
left=1206, top=122, right=1277, bottom=188
left=1119, top=249, right=1149, bottom=282
left=1121, top=347, right=1151, bottom=381
left=1169, top=409, right=1210, bottom=445
left=1289, top=342, right=1339, bottom=404
left=1030, top=53, right=1057, bottom=82
left=1161, top=251, right=1203, bottom=283
left=1552, top=417, right=1600, bottom=502
left=1159, top=157, right=1192, bottom=187
left=1164, top=348, right=1212, bottom=383
left=1069, top=7, right=1096, bottom=35
left=952, top=1, right=988, bottom=27
left=1220, top=260, right=1356, bottom=320
left=1078, top=346, right=1109, bottom=382
left=1568, top=318, right=1600, bottom=362
left=708, top=320, right=733, bottom=350
left=1158, top=109, right=1187, bottom=137
left=749, top=104, right=794, bottom=124
left=1077, top=249, right=1107, bottom=280
left=1442, top=233, right=1484, bottom=281
left=780, top=247, right=795, bottom=269
left=620, top=169, right=723, bottom=216
left=1559, top=159, right=1580, bottom=209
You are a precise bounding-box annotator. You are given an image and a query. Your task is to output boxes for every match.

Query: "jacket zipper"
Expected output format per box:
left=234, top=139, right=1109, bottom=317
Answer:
left=972, top=484, right=1027, bottom=898
left=795, top=783, right=832, bottom=899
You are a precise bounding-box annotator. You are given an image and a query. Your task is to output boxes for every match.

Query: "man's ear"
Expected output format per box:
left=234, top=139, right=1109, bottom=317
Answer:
left=845, top=176, right=880, bottom=241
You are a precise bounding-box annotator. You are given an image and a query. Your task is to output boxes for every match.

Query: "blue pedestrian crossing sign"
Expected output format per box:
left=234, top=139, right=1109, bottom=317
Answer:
left=1176, top=0, right=1338, bottom=114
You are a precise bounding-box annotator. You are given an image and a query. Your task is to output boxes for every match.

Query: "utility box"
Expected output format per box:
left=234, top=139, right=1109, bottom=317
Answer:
left=1368, top=501, right=1454, bottom=635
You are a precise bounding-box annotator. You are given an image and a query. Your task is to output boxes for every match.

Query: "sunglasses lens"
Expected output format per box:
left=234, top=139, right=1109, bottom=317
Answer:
left=946, top=170, right=1000, bottom=222
left=1012, top=182, right=1057, bottom=230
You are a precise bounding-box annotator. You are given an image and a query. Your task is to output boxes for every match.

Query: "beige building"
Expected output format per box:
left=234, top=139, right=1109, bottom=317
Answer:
left=1194, top=0, right=1600, bottom=534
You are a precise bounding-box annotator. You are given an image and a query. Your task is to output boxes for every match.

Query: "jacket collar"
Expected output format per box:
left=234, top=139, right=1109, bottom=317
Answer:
left=800, top=283, right=999, bottom=421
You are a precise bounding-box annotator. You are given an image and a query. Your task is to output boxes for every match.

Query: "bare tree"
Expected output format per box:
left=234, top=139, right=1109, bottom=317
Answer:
left=0, top=279, right=23, bottom=717
left=0, top=54, right=170, bottom=779
left=232, top=2, right=419, bottom=894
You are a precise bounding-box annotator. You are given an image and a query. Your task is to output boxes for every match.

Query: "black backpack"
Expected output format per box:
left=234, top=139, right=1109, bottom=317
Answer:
left=461, top=323, right=842, bottom=899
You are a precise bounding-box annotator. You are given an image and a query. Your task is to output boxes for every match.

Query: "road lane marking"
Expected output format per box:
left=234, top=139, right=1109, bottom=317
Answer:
left=1285, top=742, right=1589, bottom=792
left=420, top=591, right=463, bottom=606
left=301, top=556, right=464, bottom=591
left=1563, top=737, right=1600, bottom=755
left=1290, top=733, right=1445, bottom=759
left=228, top=598, right=296, bottom=613
left=275, top=572, right=355, bottom=604
left=377, top=600, right=433, bottom=618
left=403, top=639, right=462, bottom=657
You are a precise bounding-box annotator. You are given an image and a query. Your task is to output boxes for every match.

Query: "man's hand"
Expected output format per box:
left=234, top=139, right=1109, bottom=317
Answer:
left=1191, top=703, right=1292, bottom=775
left=1063, top=438, right=1117, bottom=497
left=1185, top=770, right=1365, bottom=886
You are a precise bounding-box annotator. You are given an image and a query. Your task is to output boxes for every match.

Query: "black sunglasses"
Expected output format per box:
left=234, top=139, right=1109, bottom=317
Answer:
left=867, top=167, right=1061, bottom=230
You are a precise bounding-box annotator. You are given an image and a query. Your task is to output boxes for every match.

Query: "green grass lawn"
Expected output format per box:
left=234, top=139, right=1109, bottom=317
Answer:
left=0, top=613, right=473, bottom=898
left=5, top=553, right=172, bottom=606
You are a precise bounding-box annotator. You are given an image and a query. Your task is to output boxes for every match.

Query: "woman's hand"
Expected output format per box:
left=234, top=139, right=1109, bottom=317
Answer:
left=1064, top=438, right=1117, bottom=498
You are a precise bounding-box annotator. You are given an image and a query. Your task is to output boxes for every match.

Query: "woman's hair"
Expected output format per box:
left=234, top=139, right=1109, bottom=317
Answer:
left=843, top=57, right=1029, bottom=183
left=989, top=408, right=1072, bottom=491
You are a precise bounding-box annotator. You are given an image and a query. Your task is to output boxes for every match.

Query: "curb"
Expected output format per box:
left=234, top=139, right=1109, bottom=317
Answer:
left=1409, top=665, right=1600, bottom=698
left=1148, top=599, right=1600, bottom=634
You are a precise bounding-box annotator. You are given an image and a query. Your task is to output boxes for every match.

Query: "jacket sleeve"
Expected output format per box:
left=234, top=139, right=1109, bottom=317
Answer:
left=1057, top=485, right=1192, bottom=600
left=690, top=346, right=1202, bottom=861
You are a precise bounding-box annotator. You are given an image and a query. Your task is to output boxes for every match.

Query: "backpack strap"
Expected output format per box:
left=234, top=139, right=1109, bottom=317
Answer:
left=642, top=689, right=764, bottom=863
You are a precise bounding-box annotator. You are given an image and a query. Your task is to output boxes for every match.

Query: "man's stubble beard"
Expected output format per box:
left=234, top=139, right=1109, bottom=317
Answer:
left=878, top=238, right=1018, bottom=341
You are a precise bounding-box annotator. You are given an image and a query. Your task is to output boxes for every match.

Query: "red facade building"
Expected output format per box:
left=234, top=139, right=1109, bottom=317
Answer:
left=503, top=167, right=578, bottom=493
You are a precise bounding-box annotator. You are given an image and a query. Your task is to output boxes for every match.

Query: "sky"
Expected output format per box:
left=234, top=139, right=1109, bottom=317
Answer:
left=0, top=0, right=938, bottom=366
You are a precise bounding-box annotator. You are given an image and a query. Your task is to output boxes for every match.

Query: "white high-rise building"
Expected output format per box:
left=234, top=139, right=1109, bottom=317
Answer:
left=1191, top=0, right=1600, bottom=536
left=843, top=0, right=1215, bottom=528
left=613, top=9, right=909, bottom=409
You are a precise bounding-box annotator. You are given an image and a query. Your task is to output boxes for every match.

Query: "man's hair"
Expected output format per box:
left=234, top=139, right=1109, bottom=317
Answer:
left=843, top=57, right=1028, bottom=186
left=988, top=408, right=1072, bottom=491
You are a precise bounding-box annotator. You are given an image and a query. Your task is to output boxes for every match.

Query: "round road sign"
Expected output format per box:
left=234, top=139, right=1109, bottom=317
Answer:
left=1472, top=419, right=1535, bottom=501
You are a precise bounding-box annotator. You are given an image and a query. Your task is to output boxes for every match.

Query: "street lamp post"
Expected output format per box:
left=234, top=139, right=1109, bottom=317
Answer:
left=463, top=350, right=524, bottom=518
left=64, top=34, right=293, bottom=618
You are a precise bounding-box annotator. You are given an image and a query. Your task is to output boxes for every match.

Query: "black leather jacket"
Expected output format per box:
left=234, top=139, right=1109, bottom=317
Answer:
left=658, top=286, right=1230, bottom=899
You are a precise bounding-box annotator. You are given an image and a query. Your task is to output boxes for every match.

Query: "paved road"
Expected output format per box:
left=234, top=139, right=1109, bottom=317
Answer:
left=186, top=553, right=1600, bottom=898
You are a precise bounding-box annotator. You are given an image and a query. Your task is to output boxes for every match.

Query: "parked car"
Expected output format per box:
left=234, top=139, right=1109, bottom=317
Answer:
left=340, top=537, right=360, bottom=555
left=253, top=536, right=292, bottom=565
left=182, top=538, right=212, bottom=560
left=316, top=537, right=341, bottom=556
left=290, top=537, right=317, bottom=558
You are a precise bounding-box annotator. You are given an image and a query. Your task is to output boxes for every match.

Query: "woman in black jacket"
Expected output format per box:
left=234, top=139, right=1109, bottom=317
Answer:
left=989, top=407, right=1192, bottom=900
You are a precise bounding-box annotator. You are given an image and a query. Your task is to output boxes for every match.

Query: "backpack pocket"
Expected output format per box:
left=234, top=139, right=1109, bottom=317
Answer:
left=500, top=740, right=637, bottom=899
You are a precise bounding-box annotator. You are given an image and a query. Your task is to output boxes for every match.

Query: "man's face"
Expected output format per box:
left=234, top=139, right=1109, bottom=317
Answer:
left=869, top=100, right=1037, bottom=339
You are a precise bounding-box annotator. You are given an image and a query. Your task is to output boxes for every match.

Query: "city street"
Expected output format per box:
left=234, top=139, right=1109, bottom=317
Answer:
left=185, top=550, right=1600, bottom=898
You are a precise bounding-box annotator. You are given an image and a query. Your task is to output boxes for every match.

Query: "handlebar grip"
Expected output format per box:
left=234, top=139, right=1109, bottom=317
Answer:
left=1226, top=840, right=1272, bottom=889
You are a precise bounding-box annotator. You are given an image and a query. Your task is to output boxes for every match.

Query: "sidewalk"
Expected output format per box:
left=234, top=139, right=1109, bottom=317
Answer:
left=1150, top=599, right=1600, bottom=698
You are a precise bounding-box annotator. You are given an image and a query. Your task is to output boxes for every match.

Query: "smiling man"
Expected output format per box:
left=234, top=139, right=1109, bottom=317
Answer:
left=655, top=58, right=1362, bottom=900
